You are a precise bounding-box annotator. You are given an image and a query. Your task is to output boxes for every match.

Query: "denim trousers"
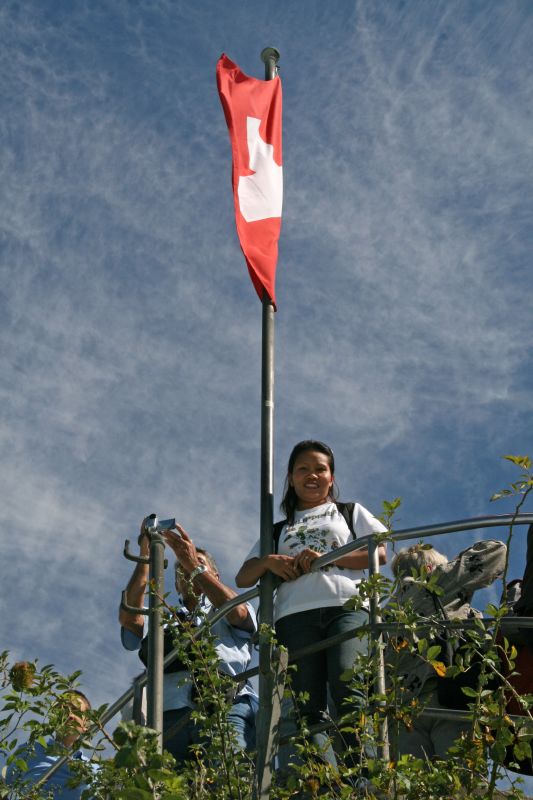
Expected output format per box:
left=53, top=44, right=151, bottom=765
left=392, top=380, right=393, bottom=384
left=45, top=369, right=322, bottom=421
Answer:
left=163, top=694, right=256, bottom=764
left=275, top=605, right=368, bottom=768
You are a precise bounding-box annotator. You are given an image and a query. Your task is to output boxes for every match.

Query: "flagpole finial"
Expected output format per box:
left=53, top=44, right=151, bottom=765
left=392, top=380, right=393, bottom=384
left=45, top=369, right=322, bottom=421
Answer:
left=260, top=47, right=280, bottom=80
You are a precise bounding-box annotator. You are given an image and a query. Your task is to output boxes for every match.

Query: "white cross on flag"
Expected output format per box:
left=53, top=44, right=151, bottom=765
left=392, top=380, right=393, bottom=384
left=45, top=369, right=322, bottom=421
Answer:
left=217, top=54, right=283, bottom=306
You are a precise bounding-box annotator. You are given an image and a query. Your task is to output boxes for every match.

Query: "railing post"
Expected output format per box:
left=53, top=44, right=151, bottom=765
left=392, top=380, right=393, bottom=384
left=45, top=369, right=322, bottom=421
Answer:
left=146, top=530, right=165, bottom=751
left=368, top=534, right=389, bottom=761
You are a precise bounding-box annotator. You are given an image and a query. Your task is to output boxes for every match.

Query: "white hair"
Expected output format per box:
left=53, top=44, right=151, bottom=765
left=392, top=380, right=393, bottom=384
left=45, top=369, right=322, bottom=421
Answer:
left=391, top=543, right=448, bottom=577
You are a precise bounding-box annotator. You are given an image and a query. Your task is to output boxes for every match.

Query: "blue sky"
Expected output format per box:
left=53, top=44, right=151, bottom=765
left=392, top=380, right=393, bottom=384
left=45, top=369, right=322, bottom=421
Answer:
left=2, top=0, right=532, bottom=782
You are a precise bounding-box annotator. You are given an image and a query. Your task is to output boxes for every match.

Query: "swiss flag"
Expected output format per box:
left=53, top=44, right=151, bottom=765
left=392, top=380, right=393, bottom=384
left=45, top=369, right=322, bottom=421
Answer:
left=217, top=54, right=283, bottom=306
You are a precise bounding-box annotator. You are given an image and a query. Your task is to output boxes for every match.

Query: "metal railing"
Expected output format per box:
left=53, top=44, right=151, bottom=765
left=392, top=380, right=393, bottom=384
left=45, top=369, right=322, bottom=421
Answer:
left=35, top=512, right=533, bottom=789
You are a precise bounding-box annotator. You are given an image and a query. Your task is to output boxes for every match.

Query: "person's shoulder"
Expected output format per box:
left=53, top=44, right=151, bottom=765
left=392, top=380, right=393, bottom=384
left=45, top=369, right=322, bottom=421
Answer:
left=448, top=539, right=507, bottom=566
left=350, top=502, right=388, bottom=533
left=6, top=740, right=57, bottom=783
left=243, top=538, right=261, bottom=559
left=212, top=610, right=255, bottom=640
left=350, top=501, right=376, bottom=516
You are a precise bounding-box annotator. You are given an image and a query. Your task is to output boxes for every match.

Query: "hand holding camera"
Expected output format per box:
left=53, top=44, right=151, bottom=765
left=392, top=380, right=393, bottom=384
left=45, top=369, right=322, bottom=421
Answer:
left=163, top=524, right=201, bottom=575
left=136, top=514, right=199, bottom=574
left=137, top=513, right=178, bottom=550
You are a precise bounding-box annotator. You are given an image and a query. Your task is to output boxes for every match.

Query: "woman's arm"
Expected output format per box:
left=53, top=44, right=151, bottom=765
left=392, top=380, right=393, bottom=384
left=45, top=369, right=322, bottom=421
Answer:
left=294, top=544, right=387, bottom=573
left=236, top=555, right=300, bottom=587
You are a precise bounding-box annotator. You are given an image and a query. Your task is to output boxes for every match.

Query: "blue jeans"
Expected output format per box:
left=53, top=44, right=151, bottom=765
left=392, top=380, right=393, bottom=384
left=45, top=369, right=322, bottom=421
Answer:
left=275, top=606, right=368, bottom=768
left=163, top=694, right=256, bottom=764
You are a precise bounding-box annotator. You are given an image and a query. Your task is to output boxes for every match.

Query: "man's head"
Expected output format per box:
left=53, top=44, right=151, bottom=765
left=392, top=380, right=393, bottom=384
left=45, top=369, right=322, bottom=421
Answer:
left=175, top=548, right=219, bottom=601
left=56, top=690, right=91, bottom=748
left=391, top=543, right=448, bottom=578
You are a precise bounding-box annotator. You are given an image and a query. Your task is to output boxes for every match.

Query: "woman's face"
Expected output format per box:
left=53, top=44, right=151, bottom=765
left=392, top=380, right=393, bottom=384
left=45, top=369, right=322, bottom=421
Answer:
left=289, top=449, right=334, bottom=510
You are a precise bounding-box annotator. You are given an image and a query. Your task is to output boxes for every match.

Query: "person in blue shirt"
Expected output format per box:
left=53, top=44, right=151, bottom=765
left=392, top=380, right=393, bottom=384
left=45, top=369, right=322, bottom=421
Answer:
left=6, top=691, right=95, bottom=799
left=119, top=519, right=257, bottom=764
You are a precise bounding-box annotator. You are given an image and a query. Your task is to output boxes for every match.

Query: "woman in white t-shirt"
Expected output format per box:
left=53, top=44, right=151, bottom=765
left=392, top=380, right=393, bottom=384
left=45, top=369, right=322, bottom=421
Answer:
left=236, top=440, right=387, bottom=766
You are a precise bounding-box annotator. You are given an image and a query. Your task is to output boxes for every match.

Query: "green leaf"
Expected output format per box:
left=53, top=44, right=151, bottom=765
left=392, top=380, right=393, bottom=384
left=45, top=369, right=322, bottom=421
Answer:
left=426, top=645, right=442, bottom=661
left=339, top=668, right=354, bottom=682
left=504, top=454, right=532, bottom=469
left=490, top=490, right=512, bottom=501
left=514, top=740, right=532, bottom=762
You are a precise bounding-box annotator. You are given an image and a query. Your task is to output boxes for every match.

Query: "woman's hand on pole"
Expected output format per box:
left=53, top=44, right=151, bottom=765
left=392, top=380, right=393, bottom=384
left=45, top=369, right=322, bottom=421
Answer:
left=293, top=548, right=321, bottom=574
left=236, top=554, right=301, bottom=586
left=266, top=554, right=301, bottom=582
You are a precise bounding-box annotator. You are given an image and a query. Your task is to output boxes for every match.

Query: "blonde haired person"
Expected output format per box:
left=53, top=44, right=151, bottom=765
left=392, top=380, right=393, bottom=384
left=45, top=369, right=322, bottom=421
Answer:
left=387, top=539, right=506, bottom=760
left=390, top=543, right=448, bottom=575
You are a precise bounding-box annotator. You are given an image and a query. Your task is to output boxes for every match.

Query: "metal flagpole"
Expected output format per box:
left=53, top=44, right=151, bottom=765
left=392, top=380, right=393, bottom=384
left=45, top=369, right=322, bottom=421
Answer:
left=256, top=45, right=281, bottom=798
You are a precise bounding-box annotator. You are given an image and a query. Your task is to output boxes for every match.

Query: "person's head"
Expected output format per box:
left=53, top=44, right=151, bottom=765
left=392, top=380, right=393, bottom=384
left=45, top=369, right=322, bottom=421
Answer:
left=56, top=691, right=91, bottom=748
left=280, top=440, right=338, bottom=524
left=175, top=548, right=219, bottom=604
left=390, top=543, right=449, bottom=578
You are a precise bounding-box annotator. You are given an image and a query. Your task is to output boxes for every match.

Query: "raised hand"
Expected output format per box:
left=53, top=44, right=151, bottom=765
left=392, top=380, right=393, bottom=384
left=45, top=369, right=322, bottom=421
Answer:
left=163, top=524, right=201, bottom=574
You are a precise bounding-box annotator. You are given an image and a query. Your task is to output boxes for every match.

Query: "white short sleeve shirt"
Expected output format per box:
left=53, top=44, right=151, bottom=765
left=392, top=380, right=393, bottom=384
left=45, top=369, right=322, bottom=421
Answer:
left=245, top=501, right=387, bottom=623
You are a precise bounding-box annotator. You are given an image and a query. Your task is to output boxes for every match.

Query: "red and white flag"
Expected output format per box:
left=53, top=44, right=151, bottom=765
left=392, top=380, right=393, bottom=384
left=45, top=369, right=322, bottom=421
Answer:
left=217, top=53, right=282, bottom=306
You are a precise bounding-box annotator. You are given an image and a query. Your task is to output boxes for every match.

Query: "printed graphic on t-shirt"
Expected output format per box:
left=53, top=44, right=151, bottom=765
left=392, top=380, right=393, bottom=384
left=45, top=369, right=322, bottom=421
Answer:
left=281, top=507, right=348, bottom=571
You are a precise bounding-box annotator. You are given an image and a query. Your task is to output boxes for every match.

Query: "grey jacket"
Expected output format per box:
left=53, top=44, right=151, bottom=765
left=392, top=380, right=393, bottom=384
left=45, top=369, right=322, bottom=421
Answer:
left=385, top=539, right=507, bottom=697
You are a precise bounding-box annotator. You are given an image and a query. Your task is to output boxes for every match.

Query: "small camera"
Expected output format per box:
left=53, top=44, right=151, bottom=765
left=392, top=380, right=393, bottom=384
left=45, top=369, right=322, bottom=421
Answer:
left=143, top=514, right=176, bottom=534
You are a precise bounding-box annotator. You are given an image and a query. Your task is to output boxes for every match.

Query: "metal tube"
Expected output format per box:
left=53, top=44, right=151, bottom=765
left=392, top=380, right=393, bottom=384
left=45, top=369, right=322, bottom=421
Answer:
left=146, top=531, right=165, bottom=751
left=368, top=536, right=390, bottom=760
left=259, top=295, right=275, bottom=624
left=261, top=47, right=281, bottom=81
left=387, top=513, right=533, bottom=544
left=255, top=46, right=280, bottom=800
left=309, top=513, right=533, bottom=571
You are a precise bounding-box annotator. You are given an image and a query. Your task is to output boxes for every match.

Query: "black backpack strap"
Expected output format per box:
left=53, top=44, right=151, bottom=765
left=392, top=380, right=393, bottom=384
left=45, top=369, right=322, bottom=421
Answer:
left=336, top=501, right=356, bottom=537
left=273, top=520, right=287, bottom=554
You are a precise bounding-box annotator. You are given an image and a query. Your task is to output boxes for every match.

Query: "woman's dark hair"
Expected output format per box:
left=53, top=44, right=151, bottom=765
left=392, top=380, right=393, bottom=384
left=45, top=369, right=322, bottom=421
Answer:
left=280, top=440, right=339, bottom=524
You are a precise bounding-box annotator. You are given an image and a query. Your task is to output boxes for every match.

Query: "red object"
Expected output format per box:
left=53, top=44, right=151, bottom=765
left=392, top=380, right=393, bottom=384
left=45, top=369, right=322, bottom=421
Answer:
left=217, top=54, right=283, bottom=306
